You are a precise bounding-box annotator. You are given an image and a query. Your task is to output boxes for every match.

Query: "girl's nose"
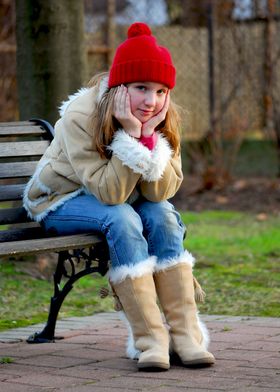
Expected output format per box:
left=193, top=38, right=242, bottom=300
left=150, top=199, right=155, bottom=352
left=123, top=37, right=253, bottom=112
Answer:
left=144, top=92, right=156, bottom=107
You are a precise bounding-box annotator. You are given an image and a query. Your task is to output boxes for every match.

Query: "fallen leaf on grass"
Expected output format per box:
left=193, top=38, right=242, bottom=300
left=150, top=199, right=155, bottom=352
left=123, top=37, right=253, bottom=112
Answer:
left=256, top=213, right=268, bottom=221
left=215, top=196, right=229, bottom=204
left=232, top=179, right=247, bottom=191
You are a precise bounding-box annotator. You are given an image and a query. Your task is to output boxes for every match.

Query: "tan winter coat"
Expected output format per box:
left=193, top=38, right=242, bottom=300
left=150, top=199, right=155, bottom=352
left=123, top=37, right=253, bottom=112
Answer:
left=23, top=78, right=183, bottom=222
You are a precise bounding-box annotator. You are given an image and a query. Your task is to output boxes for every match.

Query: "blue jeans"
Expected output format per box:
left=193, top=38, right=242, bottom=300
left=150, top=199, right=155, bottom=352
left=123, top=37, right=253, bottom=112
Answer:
left=42, top=195, right=186, bottom=269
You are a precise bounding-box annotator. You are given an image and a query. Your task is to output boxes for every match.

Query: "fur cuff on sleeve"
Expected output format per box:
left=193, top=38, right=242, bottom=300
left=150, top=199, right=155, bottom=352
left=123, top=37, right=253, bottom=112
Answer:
left=108, top=130, right=172, bottom=182
left=142, top=133, right=172, bottom=182
left=108, top=130, right=152, bottom=176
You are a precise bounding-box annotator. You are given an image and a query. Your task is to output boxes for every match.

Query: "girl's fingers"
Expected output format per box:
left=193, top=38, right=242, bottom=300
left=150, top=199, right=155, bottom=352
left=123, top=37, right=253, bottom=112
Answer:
left=115, top=85, right=128, bottom=116
left=124, top=90, right=131, bottom=114
left=154, top=92, right=170, bottom=122
left=141, top=92, right=170, bottom=136
left=162, top=91, right=170, bottom=114
left=157, top=92, right=170, bottom=121
left=114, top=85, right=134, bottom=125
left=113, top=86, right=122, bottom=115
left=119, top=85, right=126, bottom=109
left=113, top=85, right=141, bottom=137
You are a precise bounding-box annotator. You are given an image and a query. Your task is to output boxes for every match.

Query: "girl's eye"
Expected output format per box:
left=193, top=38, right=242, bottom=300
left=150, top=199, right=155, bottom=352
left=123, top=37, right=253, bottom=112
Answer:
left=157, top=89, right=167, bottom=95
left=136, top=85, right=146, bottom=91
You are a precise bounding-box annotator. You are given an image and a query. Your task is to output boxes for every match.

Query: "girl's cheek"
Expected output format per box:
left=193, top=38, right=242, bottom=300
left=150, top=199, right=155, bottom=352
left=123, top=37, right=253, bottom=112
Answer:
left=158, top=100, right=165, bottom=112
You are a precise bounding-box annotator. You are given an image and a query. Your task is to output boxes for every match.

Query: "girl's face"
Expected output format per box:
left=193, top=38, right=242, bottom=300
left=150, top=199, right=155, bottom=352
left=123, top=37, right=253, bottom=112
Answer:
left=126, top=82, right=168, bottom=123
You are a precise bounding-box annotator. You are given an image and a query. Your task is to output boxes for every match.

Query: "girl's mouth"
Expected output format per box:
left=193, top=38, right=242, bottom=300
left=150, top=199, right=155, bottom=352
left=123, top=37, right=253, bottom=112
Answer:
left=139, top=109, right=153, bottom=114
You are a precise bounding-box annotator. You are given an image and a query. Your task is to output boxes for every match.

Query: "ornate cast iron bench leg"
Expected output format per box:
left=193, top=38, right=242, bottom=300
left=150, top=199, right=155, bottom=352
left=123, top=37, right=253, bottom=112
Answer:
left=27, top=242, right=109, bottom=343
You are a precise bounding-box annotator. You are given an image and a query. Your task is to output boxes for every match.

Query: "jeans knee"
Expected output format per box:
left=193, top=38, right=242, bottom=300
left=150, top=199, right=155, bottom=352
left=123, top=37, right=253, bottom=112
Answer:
left=137, top=200, right=185, bottom=235
left=104, top=203, right=144, bottom=239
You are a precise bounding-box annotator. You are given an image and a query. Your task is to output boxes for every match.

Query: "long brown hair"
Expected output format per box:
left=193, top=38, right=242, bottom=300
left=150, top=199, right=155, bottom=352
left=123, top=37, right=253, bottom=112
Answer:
left=88, top=72, right=182, bottom=159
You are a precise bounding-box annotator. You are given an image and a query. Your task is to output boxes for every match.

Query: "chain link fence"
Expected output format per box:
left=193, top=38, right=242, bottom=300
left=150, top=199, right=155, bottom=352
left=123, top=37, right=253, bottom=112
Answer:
left=1, top=0, right=280, bottom=147
left=85, top=0, right=280, bottom=142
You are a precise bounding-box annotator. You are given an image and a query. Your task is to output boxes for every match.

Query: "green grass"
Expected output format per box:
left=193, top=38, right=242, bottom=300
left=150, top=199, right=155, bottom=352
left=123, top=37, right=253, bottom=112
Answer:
left=0, top=263, right=113, bottom=331
left=0, top=210, right=279, bottom=332
left=0, top=357, right=14, bottom=364
left=181, top=211, right=280, bottom=317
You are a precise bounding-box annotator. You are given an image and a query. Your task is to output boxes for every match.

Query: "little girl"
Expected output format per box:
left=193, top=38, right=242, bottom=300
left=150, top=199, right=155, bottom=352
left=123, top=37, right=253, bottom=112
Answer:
left=23, top=22, right=215, bottom=371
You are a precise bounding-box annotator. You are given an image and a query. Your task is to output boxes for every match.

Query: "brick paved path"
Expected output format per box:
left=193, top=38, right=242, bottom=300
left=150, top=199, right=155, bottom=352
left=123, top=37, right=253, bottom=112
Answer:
left=0, top=313, right=279, bottom=391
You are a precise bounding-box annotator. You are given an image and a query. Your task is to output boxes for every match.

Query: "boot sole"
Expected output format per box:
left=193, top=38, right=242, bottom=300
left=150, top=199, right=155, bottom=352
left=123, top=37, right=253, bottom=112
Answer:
left=182, top=357, right=215, bottom=367
left=137, top=362, right=170, bottom=371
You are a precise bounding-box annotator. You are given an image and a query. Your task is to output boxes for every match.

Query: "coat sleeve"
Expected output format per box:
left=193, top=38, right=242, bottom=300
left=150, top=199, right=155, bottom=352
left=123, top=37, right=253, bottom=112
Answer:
left=59, top=112, right=158, bottom=205
left=107, top=129, right=183, bottom=201
left=139, top=150, right=183, bottom=202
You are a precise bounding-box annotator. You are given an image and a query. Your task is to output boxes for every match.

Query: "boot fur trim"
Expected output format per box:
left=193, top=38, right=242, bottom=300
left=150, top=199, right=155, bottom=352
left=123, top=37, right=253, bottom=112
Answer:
left=154, top=249, right=195, bottom=272
left=197, top=314, right=210, bottom=349
left=118, top=311, right=141, bottom=359
left=108, top=256, right=156, bottom=284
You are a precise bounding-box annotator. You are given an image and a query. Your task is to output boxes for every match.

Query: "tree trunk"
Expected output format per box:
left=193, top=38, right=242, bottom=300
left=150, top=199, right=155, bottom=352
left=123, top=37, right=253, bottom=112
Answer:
left=15, top=0, right=87, bottom=125
left=263, top=0, right=274, bottom=131
left=275, top=114, right=280, bottom=177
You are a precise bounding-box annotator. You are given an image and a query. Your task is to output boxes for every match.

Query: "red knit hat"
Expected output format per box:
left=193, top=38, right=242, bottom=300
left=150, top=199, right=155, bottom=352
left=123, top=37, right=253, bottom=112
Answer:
left=108, top=22, right=176, bottom=89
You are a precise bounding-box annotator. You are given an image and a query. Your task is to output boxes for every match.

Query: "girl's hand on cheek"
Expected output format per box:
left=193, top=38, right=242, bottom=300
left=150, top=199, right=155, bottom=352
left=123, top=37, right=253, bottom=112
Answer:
left=141, top=91, right=170, bottom=137
left=113, top=85, right=142, bottom=138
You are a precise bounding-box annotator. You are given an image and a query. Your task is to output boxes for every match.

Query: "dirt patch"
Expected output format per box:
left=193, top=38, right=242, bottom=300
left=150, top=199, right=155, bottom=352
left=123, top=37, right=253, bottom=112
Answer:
left=172, top=176, right=280, bottom=215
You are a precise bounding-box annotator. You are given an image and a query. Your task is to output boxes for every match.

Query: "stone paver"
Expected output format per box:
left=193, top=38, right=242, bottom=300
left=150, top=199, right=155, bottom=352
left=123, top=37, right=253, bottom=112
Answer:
left=0, top=313, right=279, bottom=391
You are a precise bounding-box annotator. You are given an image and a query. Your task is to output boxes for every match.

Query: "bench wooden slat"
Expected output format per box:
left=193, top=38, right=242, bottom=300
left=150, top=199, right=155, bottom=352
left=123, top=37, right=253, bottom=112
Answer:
left=0, top=161, right=38, bottom=179
left=0, top=184, right=26, bottom=201
left=0, top=232, right=105, bottom=257
left=0, top=140, right=50, bottom=158
left=0, top=207, right=29, bottom=225
left=0, top=226, right=45, bottom=242
left=0, top=125, right=45, bottom=137
left=0, top=121, right=32, bottom=127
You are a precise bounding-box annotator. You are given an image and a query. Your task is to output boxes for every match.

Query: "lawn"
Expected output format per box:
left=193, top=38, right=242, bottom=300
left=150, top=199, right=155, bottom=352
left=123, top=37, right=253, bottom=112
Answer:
left=181, top=211, right=280, bottom=317
left=0, top=210, right=279, bottom=332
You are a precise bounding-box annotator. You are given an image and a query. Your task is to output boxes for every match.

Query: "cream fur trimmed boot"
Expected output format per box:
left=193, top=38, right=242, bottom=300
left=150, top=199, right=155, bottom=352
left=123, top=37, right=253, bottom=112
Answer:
left=154, top=251, right=215, bottom=366
left=109, top=259, right=170, bottom=371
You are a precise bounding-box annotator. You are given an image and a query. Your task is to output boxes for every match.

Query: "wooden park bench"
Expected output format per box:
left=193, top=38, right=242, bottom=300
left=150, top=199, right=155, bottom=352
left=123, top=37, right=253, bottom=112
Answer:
left=0, top=120, right=110, bottom=343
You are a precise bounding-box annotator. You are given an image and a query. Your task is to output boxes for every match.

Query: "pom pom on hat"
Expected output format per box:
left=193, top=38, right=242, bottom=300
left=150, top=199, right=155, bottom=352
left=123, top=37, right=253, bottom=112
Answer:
left=109, top=22, right=176, bottom=89
left=127, top=22, right=152, bottom=38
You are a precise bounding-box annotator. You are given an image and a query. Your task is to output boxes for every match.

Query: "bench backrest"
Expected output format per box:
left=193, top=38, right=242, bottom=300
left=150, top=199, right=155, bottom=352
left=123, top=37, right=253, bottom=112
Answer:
left=0, top=120, right=54, bottom=243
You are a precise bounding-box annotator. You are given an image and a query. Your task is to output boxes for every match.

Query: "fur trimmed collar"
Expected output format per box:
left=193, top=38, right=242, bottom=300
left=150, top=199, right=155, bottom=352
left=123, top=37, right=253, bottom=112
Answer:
left=58, top=76, right=109, bottom=117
